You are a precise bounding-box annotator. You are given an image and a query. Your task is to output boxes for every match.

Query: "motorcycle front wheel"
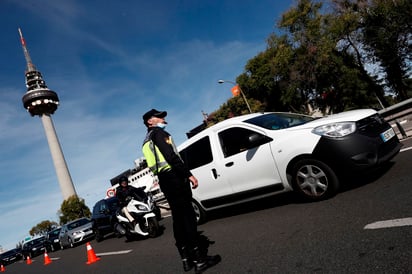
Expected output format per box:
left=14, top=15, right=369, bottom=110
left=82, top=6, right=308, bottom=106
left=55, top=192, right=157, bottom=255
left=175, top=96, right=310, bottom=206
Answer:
left=147, top=217, right=160, bottom=238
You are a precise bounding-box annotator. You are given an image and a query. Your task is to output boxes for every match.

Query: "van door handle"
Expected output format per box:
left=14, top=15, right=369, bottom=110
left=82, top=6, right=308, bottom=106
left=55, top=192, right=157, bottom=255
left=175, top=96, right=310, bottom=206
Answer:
left=211, top=168, right=219, bottom=179
left=225, top=162, right=234, bottom=167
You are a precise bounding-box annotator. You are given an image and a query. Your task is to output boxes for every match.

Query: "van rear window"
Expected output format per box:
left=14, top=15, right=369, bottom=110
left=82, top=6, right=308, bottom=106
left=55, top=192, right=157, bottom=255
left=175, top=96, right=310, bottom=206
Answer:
left=180, top=136, right=213, bottom=170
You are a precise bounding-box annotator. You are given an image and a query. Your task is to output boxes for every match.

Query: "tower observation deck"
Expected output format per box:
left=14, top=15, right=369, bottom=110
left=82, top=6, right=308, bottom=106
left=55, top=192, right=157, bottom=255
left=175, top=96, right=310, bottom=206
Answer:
left=19, top=28, right=77, bottom=200
left=19, top=28, right=60, bottom=117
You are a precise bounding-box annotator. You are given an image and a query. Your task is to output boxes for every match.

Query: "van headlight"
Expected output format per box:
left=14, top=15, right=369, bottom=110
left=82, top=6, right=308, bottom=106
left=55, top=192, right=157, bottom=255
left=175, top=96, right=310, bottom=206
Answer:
left=312, top=122, right=356, bottom=138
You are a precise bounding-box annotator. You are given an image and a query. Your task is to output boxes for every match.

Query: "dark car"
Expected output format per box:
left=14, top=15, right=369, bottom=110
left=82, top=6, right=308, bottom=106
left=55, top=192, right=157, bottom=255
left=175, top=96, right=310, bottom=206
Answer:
left=45, top=227, right=61, bottom=252
left=91, top=197, right=121, bottom=242
left=0, top=248, right=22, bottom=265
left=21, top=236, right=47, bottom=260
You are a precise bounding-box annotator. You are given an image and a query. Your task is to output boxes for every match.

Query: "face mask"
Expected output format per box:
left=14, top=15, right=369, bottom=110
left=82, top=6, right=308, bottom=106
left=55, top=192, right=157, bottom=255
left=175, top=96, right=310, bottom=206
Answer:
left=156, top=123, right=167, bottom=129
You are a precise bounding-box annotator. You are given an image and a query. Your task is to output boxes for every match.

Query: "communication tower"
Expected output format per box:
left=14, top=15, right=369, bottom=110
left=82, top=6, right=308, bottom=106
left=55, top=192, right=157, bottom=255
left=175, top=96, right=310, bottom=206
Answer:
left=18, top=28, right=77, bottom=200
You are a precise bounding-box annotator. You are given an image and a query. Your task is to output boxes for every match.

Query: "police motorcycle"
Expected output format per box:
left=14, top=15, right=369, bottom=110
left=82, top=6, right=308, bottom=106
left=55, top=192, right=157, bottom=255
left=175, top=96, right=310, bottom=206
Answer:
left=114, top=187, right=161, bottom=240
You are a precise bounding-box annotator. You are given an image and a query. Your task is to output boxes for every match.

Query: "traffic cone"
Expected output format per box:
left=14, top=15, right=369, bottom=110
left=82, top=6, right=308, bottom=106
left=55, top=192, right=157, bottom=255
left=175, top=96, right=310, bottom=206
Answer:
left=85, top=242, right=100, bottom=264
left=26, top=256, right=33, bottom=265
left=44, top=250, right=52, bottom=265
left=0, top=264, right=5, bottom=272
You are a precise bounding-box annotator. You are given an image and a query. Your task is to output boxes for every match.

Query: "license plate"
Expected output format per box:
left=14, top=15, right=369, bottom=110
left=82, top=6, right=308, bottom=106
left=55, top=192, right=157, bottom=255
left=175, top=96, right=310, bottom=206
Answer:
left=380, top=128, right=395, bottom=142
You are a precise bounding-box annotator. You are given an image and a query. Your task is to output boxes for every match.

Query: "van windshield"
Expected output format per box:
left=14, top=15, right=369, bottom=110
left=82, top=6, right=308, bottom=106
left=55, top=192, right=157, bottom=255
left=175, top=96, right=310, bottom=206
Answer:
left=244, top=113, right=313, bottom=130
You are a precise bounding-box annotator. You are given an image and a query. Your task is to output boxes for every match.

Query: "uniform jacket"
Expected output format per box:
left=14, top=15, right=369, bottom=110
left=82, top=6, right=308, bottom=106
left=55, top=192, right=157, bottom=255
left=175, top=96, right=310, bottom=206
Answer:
left=146, top=127, right=192, bottom=179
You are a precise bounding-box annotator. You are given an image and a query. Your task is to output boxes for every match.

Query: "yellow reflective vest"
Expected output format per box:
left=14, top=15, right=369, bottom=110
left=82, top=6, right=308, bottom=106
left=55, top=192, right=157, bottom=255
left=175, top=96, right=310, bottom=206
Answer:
left=142, top=133, right=171, bottom=174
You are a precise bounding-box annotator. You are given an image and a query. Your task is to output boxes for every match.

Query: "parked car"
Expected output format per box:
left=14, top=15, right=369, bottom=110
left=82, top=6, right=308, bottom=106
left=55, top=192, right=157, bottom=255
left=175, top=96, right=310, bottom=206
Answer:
left=21, top=236, right=47, bottom=260
left=178, top=109, right=402, bottom=223
left=91, top=197, right=121, bottom=242
left=0, top=248, right=22, bottom=265
left=45, top=227, right=61, bottom=252
left=59, top=217, right=94, bottom=249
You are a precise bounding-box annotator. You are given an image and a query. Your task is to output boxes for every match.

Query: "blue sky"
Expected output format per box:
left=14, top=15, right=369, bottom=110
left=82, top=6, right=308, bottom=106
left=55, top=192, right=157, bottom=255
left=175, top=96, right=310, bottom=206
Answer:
left=0, top=0, right=294, bottom=250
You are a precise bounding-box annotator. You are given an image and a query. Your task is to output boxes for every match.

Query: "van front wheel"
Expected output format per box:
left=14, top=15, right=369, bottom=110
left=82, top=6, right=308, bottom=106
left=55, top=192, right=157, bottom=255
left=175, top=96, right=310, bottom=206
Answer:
left=291, top=158, right=339, bottom=201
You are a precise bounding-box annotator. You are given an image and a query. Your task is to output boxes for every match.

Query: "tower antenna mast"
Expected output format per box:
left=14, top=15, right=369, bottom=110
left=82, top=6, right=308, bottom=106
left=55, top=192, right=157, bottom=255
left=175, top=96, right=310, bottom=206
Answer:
left=18, top=28, right=36, bottom=72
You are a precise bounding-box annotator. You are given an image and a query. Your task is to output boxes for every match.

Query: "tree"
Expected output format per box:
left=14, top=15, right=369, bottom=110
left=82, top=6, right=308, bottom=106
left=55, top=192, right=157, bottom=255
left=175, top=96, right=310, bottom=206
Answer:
left=206, top=96, right=263, bottom=126
left=59, top=195, right=91, bottom=225
left=331, top=0, right=411, bottom=103
left=207, top=0, right=409, bottom=122
left=237, top=36, right=294, bottom=112
left=29, top=220, right=59, bottom=236
left=236, top=0, right=387, bottom=115
left=330, top=0, right=390, bottom=107
left=361, top=0, right=411, bottom=100
left=276, top=0, right=380, bottom=113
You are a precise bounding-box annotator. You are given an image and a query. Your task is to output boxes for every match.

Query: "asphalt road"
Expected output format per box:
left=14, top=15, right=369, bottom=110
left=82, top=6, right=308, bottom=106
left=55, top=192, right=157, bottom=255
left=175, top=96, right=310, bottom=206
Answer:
left=5, top=138, right=412, bottom=274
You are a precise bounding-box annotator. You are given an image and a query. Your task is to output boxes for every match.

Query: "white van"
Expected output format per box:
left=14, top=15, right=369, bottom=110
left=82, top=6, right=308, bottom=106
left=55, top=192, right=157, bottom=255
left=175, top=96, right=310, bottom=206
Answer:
left=178, top=110, right=401, bottom=223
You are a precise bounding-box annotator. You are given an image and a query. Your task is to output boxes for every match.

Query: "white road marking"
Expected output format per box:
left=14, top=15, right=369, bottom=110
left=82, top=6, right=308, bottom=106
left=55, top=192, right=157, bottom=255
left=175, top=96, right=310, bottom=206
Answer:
left=400, top=146, right=412, bottom=152
left=364, top=217, right=412, bottom=229
left=96, top=250, right=133, bottom=256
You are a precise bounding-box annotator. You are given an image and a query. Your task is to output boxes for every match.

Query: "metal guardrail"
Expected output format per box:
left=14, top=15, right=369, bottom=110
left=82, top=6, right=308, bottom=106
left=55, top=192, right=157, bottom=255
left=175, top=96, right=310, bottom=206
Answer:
left=379, top=98, right=412, bottom=140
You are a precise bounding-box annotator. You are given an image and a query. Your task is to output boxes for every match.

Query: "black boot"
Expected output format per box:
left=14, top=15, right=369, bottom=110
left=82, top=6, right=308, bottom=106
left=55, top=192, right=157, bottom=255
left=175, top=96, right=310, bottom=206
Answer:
left=192, top=247, right=221, bottom=274
left=178, top=246, right=194, bottom=272
left=182, top=257, right=194, bottom=272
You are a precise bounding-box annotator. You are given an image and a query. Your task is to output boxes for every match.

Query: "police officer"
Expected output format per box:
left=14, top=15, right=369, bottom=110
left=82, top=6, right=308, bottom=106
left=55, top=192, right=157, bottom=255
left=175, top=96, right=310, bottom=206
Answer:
left=142, top=109, right=220, bottom=273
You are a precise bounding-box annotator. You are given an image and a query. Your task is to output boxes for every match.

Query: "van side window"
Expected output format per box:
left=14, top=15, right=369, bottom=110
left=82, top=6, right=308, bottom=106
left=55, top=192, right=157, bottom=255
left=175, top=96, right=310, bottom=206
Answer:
left=180, top=136, right=213, bottom=170
left=219, top=127, right=269, bottom=158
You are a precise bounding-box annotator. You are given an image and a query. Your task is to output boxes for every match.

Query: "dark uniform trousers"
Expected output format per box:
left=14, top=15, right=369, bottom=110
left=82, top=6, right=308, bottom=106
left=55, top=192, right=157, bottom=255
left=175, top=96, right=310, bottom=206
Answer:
left=158, top=170, right=198, bottom=250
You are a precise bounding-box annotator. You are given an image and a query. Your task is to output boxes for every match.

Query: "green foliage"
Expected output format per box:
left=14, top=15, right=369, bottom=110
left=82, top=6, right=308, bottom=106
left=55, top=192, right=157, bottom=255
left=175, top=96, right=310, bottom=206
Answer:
left=206, top=96, right=263, bottom=126
left=29, top=220, right=59, bottom=236
left=58, top=195, right=91, bottom=225
left=360, top=0, right=412, bottom=100
left=209, top=0, right=410, bottom=120
left=330, top=0, right=411, bottom=101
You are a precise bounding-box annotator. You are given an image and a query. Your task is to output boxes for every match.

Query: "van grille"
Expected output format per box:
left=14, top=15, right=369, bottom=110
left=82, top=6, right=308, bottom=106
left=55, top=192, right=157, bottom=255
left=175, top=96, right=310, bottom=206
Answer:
left=356, top=114, right=388, bottom=137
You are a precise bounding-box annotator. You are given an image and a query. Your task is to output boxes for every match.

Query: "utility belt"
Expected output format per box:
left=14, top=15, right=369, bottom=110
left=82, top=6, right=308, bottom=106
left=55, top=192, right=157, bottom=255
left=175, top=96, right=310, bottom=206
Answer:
left=157, top=168, right=180, bottom=179
left=150, top=165, right=172, bottom=175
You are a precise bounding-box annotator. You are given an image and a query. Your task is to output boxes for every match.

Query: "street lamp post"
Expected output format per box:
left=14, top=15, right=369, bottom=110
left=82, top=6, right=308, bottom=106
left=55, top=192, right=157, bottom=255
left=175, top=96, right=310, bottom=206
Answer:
left=218, top=79, right=252, bottom=113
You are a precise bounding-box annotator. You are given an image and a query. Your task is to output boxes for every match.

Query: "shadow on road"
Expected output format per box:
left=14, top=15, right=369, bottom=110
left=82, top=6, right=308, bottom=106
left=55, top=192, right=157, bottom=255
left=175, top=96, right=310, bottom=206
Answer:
left=203, top=191, right=301, bottom=223
left=199, top=160, right=397, bottom=224
left=339, top=160, right=396, bottom=193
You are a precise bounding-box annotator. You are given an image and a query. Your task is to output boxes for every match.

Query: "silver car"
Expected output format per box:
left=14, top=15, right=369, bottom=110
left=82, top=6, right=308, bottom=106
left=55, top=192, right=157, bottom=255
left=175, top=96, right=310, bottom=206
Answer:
left=59, top=217, right=94, bottom=249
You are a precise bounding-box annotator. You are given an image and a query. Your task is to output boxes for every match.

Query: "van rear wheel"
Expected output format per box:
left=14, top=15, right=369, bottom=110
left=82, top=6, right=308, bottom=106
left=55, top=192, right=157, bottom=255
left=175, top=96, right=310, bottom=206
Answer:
left=191, top=200, right=206, bottom=224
